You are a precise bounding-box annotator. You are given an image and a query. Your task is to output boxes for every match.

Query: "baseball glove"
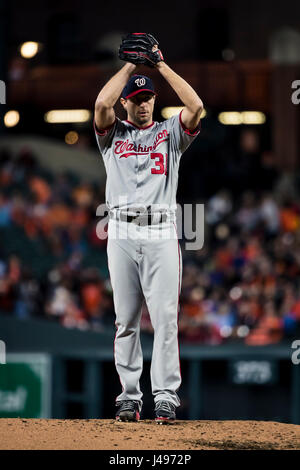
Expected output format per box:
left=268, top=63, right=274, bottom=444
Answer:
left=118, top=33, right=164, bottom=67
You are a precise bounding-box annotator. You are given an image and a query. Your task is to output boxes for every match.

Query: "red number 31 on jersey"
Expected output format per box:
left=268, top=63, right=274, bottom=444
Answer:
left=151, top=153, right=168, bottom=175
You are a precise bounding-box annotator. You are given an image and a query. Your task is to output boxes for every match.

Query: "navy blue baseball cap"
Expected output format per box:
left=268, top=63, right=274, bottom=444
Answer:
left=121, top=75, right=157, bottom=99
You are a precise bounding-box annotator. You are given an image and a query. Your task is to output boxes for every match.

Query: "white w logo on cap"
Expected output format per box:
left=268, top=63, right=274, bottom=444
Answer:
left=135, top=78, right=146, bottom=87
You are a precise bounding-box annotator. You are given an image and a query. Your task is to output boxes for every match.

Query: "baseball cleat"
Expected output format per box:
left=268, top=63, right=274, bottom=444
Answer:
left=154, top=400, right=176, bottom=424
left=115, top=400, right=141, bottom=422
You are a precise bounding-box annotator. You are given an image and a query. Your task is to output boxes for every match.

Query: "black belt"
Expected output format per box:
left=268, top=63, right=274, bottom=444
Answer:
left=118, top=212, right=167, bottom=225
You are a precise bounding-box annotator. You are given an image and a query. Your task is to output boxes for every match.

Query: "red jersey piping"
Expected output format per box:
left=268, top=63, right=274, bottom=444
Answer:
left=125, top=120, right=155, bottom=130
left=93, top=118, right=116, bottom=136
left=179, top=110, right=201, bottom=136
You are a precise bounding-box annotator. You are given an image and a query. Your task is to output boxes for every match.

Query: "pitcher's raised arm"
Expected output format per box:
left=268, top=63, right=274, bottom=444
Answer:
left=94, top=63, right=136, bottom=131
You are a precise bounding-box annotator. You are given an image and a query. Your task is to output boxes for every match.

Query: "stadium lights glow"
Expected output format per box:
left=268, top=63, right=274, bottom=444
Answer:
left=218, top=111, right=266, bottom=125
left=44, top=110, right=92, bottom=124
left=20, top=41, right=39, bottom=59
left=65, top=131, right=79, bottom=145
left=161, top=106, right=206, bottom=119
left=218, top=112, right=243, bottom=125
left=4, top=110, right=20, bottom=127
left=241, top=111, right=266, bottom=124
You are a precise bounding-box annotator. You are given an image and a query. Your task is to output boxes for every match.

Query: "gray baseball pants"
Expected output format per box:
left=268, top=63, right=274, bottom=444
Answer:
left=107, top=215, right=182, bottom=409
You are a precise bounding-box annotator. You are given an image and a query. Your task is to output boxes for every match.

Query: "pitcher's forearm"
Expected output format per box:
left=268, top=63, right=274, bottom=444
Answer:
left=156, top=62, right=203, bottom=113
left=95, top=63, right=136, bottom=109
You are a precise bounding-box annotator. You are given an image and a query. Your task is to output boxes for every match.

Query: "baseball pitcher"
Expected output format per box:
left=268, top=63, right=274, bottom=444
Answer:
left=94, top=33, right=203, bottom=424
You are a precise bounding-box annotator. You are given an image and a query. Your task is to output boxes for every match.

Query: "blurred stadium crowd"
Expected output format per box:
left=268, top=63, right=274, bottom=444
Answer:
left=0, top=139, right=300, bottom=345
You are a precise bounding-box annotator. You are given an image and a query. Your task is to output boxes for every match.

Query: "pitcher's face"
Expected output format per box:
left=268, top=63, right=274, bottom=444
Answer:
left=121, top=93, right=156, bottom=127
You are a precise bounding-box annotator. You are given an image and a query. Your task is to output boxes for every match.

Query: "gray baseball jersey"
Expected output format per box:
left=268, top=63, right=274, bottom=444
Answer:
left=94, top=111, right=200, bottom=410
left=95, top=111, right=200, bottom=215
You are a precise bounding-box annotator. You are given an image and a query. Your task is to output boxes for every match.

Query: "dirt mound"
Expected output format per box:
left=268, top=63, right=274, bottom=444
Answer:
left=0, top=419, right=299, bottom=450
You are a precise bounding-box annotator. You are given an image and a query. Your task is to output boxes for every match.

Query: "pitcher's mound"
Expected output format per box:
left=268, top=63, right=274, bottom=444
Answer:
left=0, top=419, right=299, bottom=450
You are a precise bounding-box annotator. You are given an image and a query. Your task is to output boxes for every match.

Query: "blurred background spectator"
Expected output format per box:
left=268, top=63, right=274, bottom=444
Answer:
left=0, top=142, right=299, bottom=345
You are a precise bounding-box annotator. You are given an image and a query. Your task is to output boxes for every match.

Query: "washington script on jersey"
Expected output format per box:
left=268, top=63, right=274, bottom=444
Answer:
left=114, top=129, right=169, bottom=158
